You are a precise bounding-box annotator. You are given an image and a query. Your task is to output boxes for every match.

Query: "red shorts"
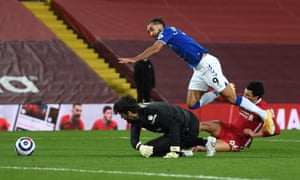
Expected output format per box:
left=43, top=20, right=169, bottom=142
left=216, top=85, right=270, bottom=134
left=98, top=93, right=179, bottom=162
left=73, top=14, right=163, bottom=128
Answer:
left=217, top=122, right=245, bottom=152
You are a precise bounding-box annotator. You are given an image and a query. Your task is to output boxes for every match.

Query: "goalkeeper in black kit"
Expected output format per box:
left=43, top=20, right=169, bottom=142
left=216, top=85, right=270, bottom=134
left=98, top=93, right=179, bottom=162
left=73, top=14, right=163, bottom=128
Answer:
left=113, top=95, right=216, bottom=158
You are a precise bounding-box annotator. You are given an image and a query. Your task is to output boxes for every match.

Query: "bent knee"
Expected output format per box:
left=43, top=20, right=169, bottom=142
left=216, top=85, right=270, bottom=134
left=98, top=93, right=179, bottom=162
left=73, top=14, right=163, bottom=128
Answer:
left=220, top=87, right=237, bottom=104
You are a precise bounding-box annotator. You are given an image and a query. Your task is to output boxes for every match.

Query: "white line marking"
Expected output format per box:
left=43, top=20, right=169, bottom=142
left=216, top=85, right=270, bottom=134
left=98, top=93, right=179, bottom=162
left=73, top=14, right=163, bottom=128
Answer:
left=260, top=139, right=300, bottom=143
left=0, top=166, right=268, bottom=180
left=119, top=136, right=129, bottom=139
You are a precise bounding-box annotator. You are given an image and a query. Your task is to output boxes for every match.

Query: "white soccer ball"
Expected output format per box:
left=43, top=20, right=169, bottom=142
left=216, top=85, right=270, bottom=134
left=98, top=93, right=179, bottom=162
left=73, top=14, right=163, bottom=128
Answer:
left=15, top=137, right=35, bottom=156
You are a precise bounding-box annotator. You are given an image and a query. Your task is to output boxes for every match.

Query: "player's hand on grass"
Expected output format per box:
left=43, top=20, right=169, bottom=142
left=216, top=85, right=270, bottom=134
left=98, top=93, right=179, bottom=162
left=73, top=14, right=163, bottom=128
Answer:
left=139, top=145, right=153, bottom=158
left=163, top=146, right=180, bottom=158
left=163, top=152, right=179, bottom=158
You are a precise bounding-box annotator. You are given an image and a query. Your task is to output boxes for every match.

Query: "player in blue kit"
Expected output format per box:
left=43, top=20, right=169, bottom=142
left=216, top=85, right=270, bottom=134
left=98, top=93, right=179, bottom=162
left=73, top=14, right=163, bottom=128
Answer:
left=118, top=17, right=275, bottom=135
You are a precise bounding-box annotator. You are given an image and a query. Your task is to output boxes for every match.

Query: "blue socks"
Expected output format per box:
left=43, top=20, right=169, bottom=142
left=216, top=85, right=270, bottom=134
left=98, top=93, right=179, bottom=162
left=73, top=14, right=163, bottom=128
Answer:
left=190, top=102, right=200, bottom=109
left=235, top=95, right=242, bottom=106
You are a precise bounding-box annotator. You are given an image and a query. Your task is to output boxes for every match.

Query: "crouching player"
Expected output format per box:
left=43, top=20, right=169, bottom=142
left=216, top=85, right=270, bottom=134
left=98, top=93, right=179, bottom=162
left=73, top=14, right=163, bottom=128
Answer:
left=194, top=81, right=280, bottom=152
left=113, top=95, right=216, bottom=158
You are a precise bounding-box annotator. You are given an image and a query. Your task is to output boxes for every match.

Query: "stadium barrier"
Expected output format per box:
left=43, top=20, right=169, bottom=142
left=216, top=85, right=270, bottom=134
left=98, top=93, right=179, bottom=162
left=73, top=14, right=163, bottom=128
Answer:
left=2, top=104, right=127, bottom=131
left=1, top=103, right=299, bottom=131
left=177, top=103, right=300, bottom=130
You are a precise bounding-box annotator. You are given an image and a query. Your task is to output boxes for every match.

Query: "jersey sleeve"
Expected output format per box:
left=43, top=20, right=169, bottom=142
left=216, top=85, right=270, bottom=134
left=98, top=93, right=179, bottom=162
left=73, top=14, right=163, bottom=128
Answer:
left=130, top=121, right=142, bottom=149
left=79, top=120, right=84, bottom=130
left=0, top=118, right=9, bottom=130
left=157, top=112, right=181, bottom=147
left=59, top=115, right=68, bottom=130
left=112, top=121, right=118, bottom=130
left=152, top=104, right=181, bottom=147
left=157, top=27, right=174, bottom=44
left=91, top=120, right=99, bottom=130
left=166, top=121, right=181, bottom=147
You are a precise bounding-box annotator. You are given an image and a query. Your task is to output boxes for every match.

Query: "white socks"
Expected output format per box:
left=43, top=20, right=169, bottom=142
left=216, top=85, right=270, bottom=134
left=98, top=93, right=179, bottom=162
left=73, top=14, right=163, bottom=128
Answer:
left=199, top=91, right=219, bottom=107
left=199, top=92, right=268, bottom=121
left=240, top=96, right=267, bottom=119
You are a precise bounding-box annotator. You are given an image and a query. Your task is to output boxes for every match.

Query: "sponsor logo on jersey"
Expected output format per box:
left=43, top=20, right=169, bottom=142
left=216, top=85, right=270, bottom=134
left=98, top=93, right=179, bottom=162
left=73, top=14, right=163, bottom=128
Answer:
left=148, top=114, right=158, bottom=125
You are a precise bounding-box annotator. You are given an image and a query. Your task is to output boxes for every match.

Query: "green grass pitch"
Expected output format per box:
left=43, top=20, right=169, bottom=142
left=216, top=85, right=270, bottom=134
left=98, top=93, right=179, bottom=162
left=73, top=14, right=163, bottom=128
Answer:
left=0, top=130, right=299, bottom=180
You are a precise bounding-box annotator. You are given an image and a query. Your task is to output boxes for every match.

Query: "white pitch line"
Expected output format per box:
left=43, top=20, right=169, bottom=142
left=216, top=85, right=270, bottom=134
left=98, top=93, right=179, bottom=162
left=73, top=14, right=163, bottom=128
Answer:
left=0, top=166, right=268, bottom=180
left=260, top=139, right=300, bottom=143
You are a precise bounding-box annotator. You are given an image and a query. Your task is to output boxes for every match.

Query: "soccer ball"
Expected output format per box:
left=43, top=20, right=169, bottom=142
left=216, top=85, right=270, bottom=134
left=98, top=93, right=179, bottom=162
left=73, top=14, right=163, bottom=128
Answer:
left=15, top=137, right=35, bottom=156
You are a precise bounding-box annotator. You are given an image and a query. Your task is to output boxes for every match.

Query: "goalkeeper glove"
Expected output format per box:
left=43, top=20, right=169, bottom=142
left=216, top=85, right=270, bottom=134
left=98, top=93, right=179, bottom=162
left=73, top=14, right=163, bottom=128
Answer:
left=138, top=145, right=154, bottom=158
left=163, top=146, right=180, bottom=158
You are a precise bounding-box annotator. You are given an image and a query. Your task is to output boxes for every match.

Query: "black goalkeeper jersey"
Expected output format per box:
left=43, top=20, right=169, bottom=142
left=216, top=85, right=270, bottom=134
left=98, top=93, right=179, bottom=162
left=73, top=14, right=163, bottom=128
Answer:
left=129, top=102, right=199, bottom=149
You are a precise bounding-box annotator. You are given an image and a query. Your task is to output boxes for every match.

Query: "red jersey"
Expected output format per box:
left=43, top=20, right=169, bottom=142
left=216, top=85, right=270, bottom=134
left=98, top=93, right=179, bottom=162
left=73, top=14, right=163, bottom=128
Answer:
left=218, top=99, right=268, bottom=151
left=59, top=115, right=84, bottom=130
left=92, top=119, right=117, bottom=130
left=0, top=118, right=9, bottom=131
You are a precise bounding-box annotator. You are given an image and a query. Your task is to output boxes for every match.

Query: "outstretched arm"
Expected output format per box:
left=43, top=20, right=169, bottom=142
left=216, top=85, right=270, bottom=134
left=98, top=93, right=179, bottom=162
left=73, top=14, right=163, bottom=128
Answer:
left=243, top=128, right=264, bottom=137
left=244, top=121, right=281, bottom=138
left=118, top=41, right=164, bottom=64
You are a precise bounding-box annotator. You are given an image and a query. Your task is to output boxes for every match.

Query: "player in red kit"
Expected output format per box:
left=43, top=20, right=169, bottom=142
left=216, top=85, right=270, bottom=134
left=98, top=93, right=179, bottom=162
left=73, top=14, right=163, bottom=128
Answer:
left=59, top=103, right=84, bottom=130
left=243, top=121, right=281, bottom=138
left=92, top=106, right=118, bottom=130
left=194, top=81, right=280, bottom=152
left=0, top=118, right=10, bottom=131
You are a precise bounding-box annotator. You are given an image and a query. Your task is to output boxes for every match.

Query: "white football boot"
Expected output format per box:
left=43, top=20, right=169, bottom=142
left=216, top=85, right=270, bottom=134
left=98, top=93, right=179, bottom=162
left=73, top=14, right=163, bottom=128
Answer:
left=205, top=136, right=216, bottom=157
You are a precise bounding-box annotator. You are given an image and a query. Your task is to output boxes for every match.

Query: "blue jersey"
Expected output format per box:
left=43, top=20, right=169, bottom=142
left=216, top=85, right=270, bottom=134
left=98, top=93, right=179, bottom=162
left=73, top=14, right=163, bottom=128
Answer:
left=157, top=26, right=208, bottom=67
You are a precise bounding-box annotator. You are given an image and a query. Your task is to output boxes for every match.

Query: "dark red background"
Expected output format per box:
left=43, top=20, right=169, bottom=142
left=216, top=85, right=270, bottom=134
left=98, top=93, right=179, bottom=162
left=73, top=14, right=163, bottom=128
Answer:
left=51, top=0, right=300, bottom=103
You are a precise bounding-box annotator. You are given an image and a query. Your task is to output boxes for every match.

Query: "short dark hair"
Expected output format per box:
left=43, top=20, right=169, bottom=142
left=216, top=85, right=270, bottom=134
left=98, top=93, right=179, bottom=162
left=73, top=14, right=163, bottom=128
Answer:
left=113, top=95, right=139, bottom=114
left=103, top=106, right=112, bottom=113
left=148, top=17, right=165, bottom=27
left=246, top=81, right=265, bottom=99
left=73, top=103, right=81, bottom=107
